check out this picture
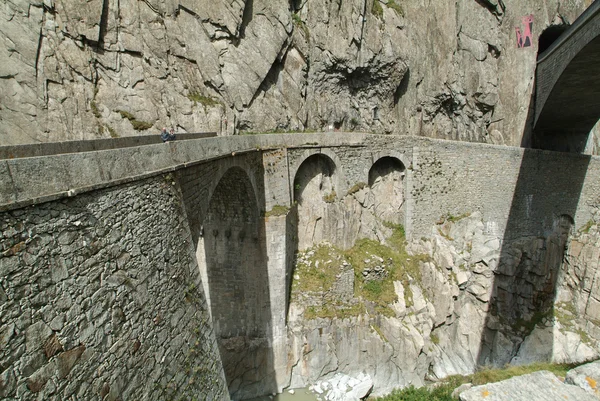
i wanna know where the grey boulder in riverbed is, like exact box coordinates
[309,373,373,401]
[459,369,597,400]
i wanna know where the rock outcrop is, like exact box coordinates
[459,370,597,401]
[286,209,600,395]
[1,0,596,145]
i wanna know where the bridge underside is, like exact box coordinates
[533,36,600,152]
[533,1,600,152]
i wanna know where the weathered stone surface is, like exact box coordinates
[565,359,600,397]
[25,321,52,352]
[3,133,600,398]
[2,0,597,149]
[0,176,228,400]
[459,370,597,401]
[309,372,373,401]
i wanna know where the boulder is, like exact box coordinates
[459,371,597,401]
[566,360,600,398]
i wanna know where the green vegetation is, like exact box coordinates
[91,100,101,118]
[323,190,337,203]
[371,324,388,342]
[106,125,119,138]
[346,225,426,313]
[447,212,471,223]
[116,109,153,131]
[437,228,453,241]
[291,12,310,41]
[437,212,471,224]
[91,85,101,118]
[265,204,290,217]
[305,303,365,320]
[372,0,404,19]
[187,92,218,107]
[513,309,550,334]
[387,0,404,17]
[372,0,383,19]
[292,12,302,25]
[292,221,434,319]
[553,302,593,345]
[347,182,367,195]
[580,219,595,233]
[373,362,580,401]
[130,120,153,131]
[293,244,346,293]
[187,92,222,107]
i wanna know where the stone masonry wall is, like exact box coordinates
[0,175,228,400]
[3,134,600,398]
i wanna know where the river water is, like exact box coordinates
[247,388,319,401]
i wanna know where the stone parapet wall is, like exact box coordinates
[0,133,366,212]
[0,132,217,160]
[0,175,228,400]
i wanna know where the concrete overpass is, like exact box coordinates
[533,0,600,152]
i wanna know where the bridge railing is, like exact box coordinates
[0,132,217,160]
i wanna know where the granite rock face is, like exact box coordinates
[0,0,596,145]
[287,209,600,395]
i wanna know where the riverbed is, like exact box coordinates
[246,388,319,401]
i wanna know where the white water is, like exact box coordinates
[246,388,319,401]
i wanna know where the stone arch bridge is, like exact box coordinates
[2,133,600,400]
[533,0,600,152]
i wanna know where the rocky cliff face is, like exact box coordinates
[0,0,595,144]
[285,209,600,396]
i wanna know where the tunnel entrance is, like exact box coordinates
[196,167,272,400]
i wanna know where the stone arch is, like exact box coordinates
[205,160,262,224]
[196,166,271,400]
[289,149,345,200]
[367,156,406,226]
[533,1,600,151]
[292,153,339,250]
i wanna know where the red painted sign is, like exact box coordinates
[516,14,534,48]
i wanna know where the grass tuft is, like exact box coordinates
[347,182,367,195]
[580,220,595,233]
[116,109,153,131]
[373,362,581,401]
[187,92,222,107]
[265,205,290,217]
[372,0,383,18]
[323,191,337,203]
[387,0,404,17]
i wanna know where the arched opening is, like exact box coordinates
[293,154,337,250]
[368,157,406,225]
[538,24,569,56]
[197,167,271,400]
